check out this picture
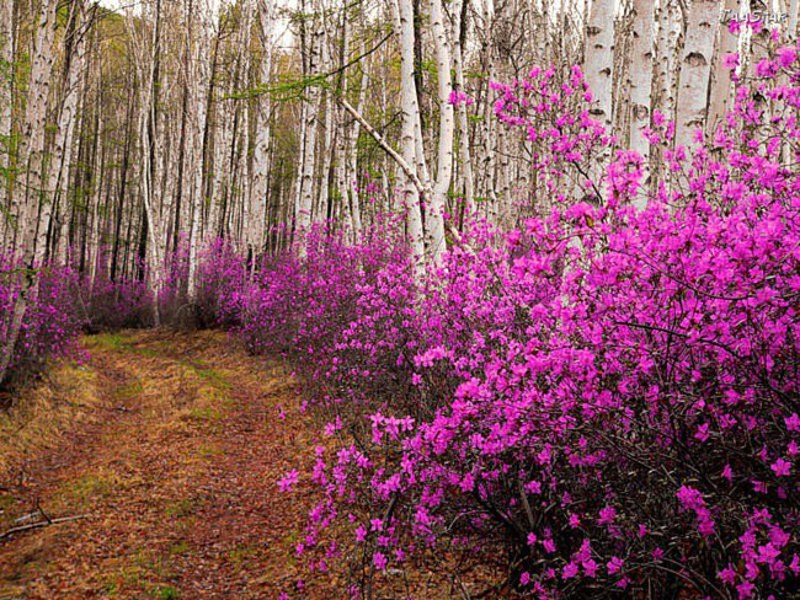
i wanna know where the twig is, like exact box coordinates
[0,514,90,541]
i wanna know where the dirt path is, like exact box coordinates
[0,330,324,599]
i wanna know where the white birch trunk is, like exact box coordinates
[297,12,323,256]
[187,0,213,301]
[480,0,499,222]
[250,0,274,256]
[629,0,655,208]
[346,50,368,239]
[789,0,799,39]
[452,0,475,217]
[394,0,425,274]
[675,0,720,148]
[708,0,741,133]
[0,0,58,382]
[583,0,615,128]
[44,1,88,265]
[428,0,452,264]
[0,0,12,245]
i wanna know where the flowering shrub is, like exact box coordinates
[490,63,613,213]
[193,239,249,328]
[81,275,154,331]
[0,256,84,392]
[228,42,800,598]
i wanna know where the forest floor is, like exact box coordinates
[0,330,332,599]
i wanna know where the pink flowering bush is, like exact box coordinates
[224,43,800,598]
[81,274,154,331]
[193,239,249,328]
[0,256,84,392]
[490,64,613,212]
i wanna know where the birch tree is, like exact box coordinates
[0,0,12,242]
[428,0,453,264]
[187,0,214,301]
[708,0,742,132]
[0,0,59,381]
[394,0,425,271]
[297,7,323,256]
[628,0,655,207]
[584,0,616,128]
[250,0,275,259]
[675,0,720,148]
[452,0,475,217]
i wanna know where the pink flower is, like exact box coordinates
[598,505,616,526]
[695,422,710,442]
[355,525,367,542]
[718,566,737,585]
[776,46,797,68]
[607,556,624,575]
[785,413,800,432]
[723,52,740,70]
[448,89,474,107]
[736,580,755,599]
[722,464,734,481]
[373,552,387,571]
[562,562,579,579]
[771,458,791,477]
[278,469,299,492]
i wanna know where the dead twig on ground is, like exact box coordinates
[0,514,90,541]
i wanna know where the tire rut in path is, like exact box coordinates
[0,330,321,599]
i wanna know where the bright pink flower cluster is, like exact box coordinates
[0,255,84,390]
[204,44,800,597]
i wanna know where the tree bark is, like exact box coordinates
[428,0,453,265]
[583,0,615,128]
[628,0,655,208]
[675,0,720,148]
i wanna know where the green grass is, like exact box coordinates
[152,585,180,599]
[89,333,130,352]
[197,443,222,459]
[113,378,144,401]
[188,406,221,421]
[65,470,117,504]
[168,540,190,555]
[182,362,232,391]
[227,544,258,564]
[164,498,196,519]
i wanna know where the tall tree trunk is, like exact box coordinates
[0,0,58,383]
[479,0,499,221]
[628,0,655,208]
[452,0,475,218]
[297,9,323,256]
[46,0,89,266]
[250,0,274,259]
[187,0,213,301]
[675,0,720,148]
[428,0,452,265]
[708,0,741,133]
[584,0,615,128]
[0,0,13,244]
[394,0,425,274]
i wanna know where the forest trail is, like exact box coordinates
[0,330,326,599]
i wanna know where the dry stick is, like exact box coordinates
[0,514,90,540]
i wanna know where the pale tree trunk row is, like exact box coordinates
[2,0,795,340]
[0,0,66,381]
[628,0,655,206]
[296,4,323,256]
[249,0,274,259]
